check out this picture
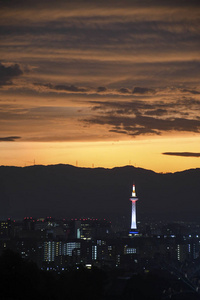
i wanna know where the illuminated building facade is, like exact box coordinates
[44,241,55,262]
[129,184,139,235]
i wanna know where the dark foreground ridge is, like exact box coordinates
[0,164,200,220]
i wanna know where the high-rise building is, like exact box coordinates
[44,241,55,262]
[129,184,139,235]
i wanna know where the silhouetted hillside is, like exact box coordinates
[0,164,200,221]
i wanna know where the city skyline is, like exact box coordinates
[0,0,200,172]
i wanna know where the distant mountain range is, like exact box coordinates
[0,164,200,222]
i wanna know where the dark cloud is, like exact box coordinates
[85,98,200,137]
[37,83,90,93]
[144,109,168,116]
[35,82,158,96]
[0,63,23,86]
[90,98,200,116]
[54,84,89,93]
[97,86,107,93]
[181,89,200,95]
[86,114,200,136]
[163,152,200,157]
[0,136,21,142]
[132,87,156,94]
[91,100,152,113]
[118,88,131,94]
[36,83,109,94]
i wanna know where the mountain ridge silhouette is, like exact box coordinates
[0,164,199,221]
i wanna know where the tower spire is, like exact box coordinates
[131,184,137,197]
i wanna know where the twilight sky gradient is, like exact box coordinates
[0,0,200,172]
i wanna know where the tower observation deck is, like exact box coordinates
[129,184,138,234]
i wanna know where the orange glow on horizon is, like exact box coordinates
[1,1,199,174]
[0,136,200,173]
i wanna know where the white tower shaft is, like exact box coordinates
[129,184,138,232]
[131,201,137,230]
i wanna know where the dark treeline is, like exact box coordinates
[0,250,200,300]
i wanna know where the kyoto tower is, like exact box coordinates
[129,184,139,235]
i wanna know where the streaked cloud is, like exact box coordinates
[132,87,156,95]
[163,152,200,157]
[0,0,200,146]
[85,114,200,137]
[0,136,21,142]
[1,0,199,24]
[34,82,158,96]
[85,98,200,137]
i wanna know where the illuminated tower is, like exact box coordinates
[129,184,139,234]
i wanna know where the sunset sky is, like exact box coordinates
[0,0,200,172]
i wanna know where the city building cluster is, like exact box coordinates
[1,216,200,277]
[1,183,200,297]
